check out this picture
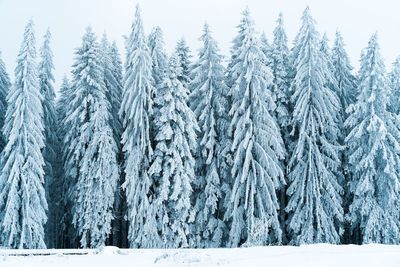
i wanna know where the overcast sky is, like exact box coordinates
[1,0,400,89]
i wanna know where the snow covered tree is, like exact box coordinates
[259,32,272,66]
[286,7,343,245]
[148,55,198,248]
[269,13,291,133]
[0,20,47,249]
[332,31,357,114]
[346,34,400,244]
[55,76,72,248]
[101,35,123,148]
[189,24,227,248]
[119,5,155,248]
[175,38,192,88]
[225,8,285,247]
[38,29,60,248]
[63,27,119,248]
[0,52,10,152]
[148,26,167,87]
[389,56,400,114]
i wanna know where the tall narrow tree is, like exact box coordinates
[38,29,59,248]
[63,28,119,248]
[175,38,192,88]
[189,24,227,248]
[0,20,47,249]
[119,5,155,248]
[286,8,343,245]
[0,52,10,152]
[149,55,198,248]
[346,34,400,244]
[332,31,357,114]
[148,26,167,87]
[225,8,285,247]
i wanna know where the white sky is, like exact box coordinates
[1,0,400,89]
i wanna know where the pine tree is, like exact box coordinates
[63,27,119,248]
[346,34,400,244]
[286,8,343,245]
[0,20,47,249]
[189,24,227,248]
[119,5,155,248]
[148,26,167,87]
[225,8,285,247]
[0,52,10,152]
[389,56,400,114]
[38,29,59,248]
[175,38,192,88]
[149,55,198,248]
[332,31,357,114]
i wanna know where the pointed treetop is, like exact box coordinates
[301,6,315,25]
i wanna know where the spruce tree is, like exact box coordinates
[346,34,400,244]
[389,56,400,114]
[189,24,227,248]
[332,31,357,114]
[63,28,119,248]
[286,8,343,245]
[38,29,59,248]
[0,20,47,249]
[0,52,10,152]
[148,26,167,87]
[175,38,192,88]
[119,5,155,248]
[270,13,291,132]
[148,55,198,248]
[225,8,285,247]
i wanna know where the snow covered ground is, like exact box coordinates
[1,244,400,267]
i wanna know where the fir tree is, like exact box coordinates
[63,28,119,248]
[0,20,47,249]
[346,34,400,244]
[119,5,155,248]
[38,29,60,248]
[270,13,291,132]
[389,56,400,114]
[332,31,357,114]
[148,26,168,87]
[189,24,227,248]
[148,55,198,248]
[286,8,343,245]
[225,8,285,247]
[175,38,192,88]
[0,52,10,152]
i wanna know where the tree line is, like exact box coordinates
[0,5,399,249]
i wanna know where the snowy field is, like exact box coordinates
[1,244,400,267]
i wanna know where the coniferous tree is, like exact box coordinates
[0,52,10,152]
[100,35,125,247]
[175,38,192,88]
[63,28,119,248]
[148,26,167,87]
[56,76,72,248]
[189,24,227,248]
[332,31,358,114]
[38,29,59,248]
[0,20,47,249]
[119,5,155,248]
[389,56,400,114]
[286,8,343,245]
[346,34,400,244]
[148,55,198,248]
[225,8,285,247]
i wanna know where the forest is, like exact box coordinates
[0,4,399,250]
